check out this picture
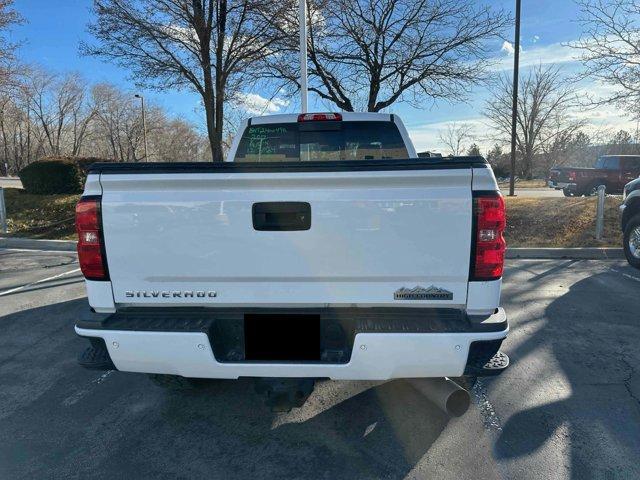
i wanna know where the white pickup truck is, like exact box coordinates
[75,112,508,409]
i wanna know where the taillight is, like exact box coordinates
[297,112,342,122]
[470,192,506,281]
[75,196,109,281]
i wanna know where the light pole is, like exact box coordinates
[509,0,521,197]
[134,94,149,162]
[299,0,308,113]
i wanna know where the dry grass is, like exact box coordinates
[504,196,622,247]
[3,187,79,239]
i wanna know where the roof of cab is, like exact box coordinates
[250,112,393,125]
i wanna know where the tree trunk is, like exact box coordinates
[211,0,227,163]
[194,0,224,162]
[203,81,220,162]
[367,74,380,112]
[214,82,224,162]
[524,147,534,179]
[0,118,8,176]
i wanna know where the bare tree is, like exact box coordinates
[83,0,285,162]
[484,65,583,179]
[438,123,474,156]
[88,83,210,162]
[153,116,210,162]
[0,95,37,174]
[267,0,510,112]
[90,83,148,162]
[0,0,22,93]
[571,0,640,118]
[68,81,96,156]
[24,70,92,157]
[0,69,209,173]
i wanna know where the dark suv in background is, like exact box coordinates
[621,177,640,269]
[548,155,640,196]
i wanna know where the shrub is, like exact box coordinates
[19,158,82,194]
[18,156,113,194]
[73,157,114,176]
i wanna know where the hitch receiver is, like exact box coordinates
[254,378,316,412]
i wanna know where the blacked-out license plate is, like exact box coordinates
[244,314,321,361]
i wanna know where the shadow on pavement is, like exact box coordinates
[0,298,451,480]
[116,379,450,479]
[495,271,640,479]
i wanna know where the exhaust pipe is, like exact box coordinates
[407,377,471,417]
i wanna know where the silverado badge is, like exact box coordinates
[394,285,453,301]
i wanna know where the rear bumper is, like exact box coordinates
[75,307,508,380]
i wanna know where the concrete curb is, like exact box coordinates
[0,237,76,252]
[506,247,625,260]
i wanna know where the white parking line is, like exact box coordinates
[0,268,81,297]
[622,273,640,283]
[62,370,114,406]
[608,266,640,283]
[0,247,76,253]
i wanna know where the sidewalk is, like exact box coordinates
[0,177,22,189]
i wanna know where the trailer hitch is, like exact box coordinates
[254,378,316,412]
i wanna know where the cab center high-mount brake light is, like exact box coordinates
[297,113,343,122]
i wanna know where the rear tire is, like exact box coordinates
[585,181,606,197]
[623,214,640,270]
[562,188,574,197]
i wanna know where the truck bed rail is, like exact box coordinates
[88,157,488,175]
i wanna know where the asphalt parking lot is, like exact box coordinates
[1,249,639,479]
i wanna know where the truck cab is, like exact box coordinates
[226,112,417,162]
[549,155,640,196]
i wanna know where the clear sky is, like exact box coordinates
[9,0,638,153]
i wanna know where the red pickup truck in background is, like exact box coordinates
[548,155,640,196]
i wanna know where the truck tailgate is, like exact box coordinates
[99,164,473,307]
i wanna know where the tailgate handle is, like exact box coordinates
[252,202,311,231]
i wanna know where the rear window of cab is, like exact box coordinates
[234,121,409,162]
[595,156,621,169]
